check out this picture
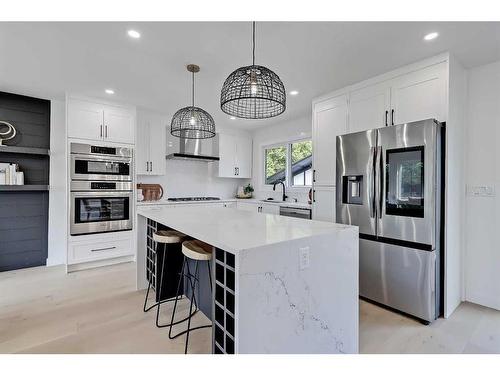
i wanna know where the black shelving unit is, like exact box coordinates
[0,91,51,272]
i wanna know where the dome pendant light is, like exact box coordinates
[220,22,286,120]
[171,64,216,139]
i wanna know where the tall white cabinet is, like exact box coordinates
[136,109,167,175]
[312,53,467,319]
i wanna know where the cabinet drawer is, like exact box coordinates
[68,237,133,264]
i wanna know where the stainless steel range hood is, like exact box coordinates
[166,136,220,162]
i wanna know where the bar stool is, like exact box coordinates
[169,239,213,354]
[142,229,190,328]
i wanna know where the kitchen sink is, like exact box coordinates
[260,199,284,204]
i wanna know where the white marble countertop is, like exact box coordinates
[136,198,312,209]
[137,204,352,254]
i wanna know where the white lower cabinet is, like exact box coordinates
[260,203,280,215]
[222,202,237,208]
[236,201,257,212]
[312,186,336,222]
[68,235,133,265]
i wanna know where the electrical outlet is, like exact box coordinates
[299,247,310,270]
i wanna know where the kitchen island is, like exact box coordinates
[136,204,359,354]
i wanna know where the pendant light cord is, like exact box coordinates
[192,71,195,107]
[252,21,256,66]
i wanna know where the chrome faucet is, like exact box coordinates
[273,180,288,202]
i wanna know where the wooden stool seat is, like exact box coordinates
[182,240,212,261]
[153,230,186,244]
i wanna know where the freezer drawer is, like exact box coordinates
[359,238,437,322]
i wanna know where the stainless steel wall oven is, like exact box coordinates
[70,143,133,236]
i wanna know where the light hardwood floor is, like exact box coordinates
[1,262,499,354]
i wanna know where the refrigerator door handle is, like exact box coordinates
[368,146,376,218]
[375,145,383,218]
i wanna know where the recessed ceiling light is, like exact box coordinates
[290,90,299,96]
[105,89,115,95]
[127,30,141,39]
[230,116,236,120]
[424,32,439,41]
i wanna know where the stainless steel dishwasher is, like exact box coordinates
[279,206,312,220]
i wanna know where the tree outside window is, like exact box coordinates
[264,139,312,187]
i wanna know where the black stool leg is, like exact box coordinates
[142,275,154,312]
[155,243,168,327]
[169,257,186,339]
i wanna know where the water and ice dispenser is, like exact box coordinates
[342,175,363,205]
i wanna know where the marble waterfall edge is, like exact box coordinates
[237,229,359,354]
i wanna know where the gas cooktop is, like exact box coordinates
[167,197,221,202]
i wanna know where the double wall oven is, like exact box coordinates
[70,143,133,236]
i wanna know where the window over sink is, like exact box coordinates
[263,139,312,188]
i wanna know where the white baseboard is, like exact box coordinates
[66,255,135,273]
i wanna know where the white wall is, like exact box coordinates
[138,123,251,199]
[444,56,467,317]
[47,99,67,266]
[464,60,500,310]
[250,115,312,202]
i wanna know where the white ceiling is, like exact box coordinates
[0,22,499,130]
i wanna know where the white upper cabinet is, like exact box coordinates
[235,135,253,178]
[217,133,252,179]
[136,110,166,176]
[103,106,135,144]
[390,62,447,124]
[312,95,348,186]
[349,82,391,132]
[67,98,135,144]
[67,99,104,141]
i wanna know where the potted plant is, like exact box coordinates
[238,183,254,198]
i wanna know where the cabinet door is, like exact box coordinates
[235,135,253,178]
[349,83,391,132]
[148,114,167,175]
[312,186,336,222]
[104,106,135,144]
[236,201,257,212]
[136,110,150,175]
[67,99,104,141]
[390,62,447,125]
[218,133,237,178]
[261,203,280,215]
[312,95,348,186]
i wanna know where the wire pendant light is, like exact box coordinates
[220,22,286,119]
[171,64,216,139]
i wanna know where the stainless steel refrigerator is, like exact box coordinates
[336,119,443,323]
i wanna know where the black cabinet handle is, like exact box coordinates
[313,189,316,203]
[391,109,395,126]
[313,169,316,182]
[385,111,388,126]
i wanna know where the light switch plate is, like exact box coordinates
[466,185,495,197]
[299,247,310,270]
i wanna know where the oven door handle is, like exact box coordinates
[70,154,132,163]
[71,191,133,198]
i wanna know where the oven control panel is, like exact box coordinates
[91,182,116,190]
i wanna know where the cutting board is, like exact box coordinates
[137,183,164,202]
